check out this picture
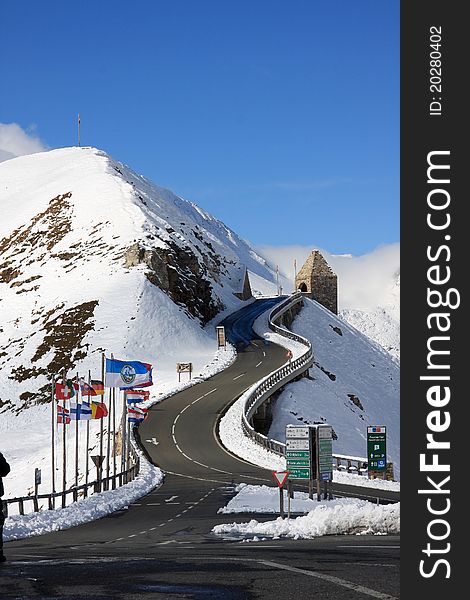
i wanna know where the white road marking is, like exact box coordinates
[263,350,266,356]
[337,545,400,549]
[257,559,398,600]
[232,373,245,380]
[255,361,263,367]
[145,438,159,445]
[147,503,160,506]
[165,495,178,502]
[192,395,205,404]
[204,388,217,396]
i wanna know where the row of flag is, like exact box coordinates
[54,358,153,425]
[57,400,108,424]
[57,402,149,424]
[55,358,153,401]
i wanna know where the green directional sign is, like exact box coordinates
[287,459,310,467]
[367,426,387,472]
[316,426,333,481]
[287,467,310,479]
[286,450,310,459]
[286,425,311,479]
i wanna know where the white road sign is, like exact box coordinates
[286,438,310,450]
[286,426,309,439]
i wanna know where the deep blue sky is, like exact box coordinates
[1,1,399,254]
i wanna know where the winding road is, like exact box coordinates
[1,298,400,599]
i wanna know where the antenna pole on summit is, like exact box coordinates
[77,113,81,147]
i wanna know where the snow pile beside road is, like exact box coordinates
[219,483,399,514]
[333,470,400,491]
[213,499,400,539]
[4,453,163,541]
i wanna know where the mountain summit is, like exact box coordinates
[0,147,275,411]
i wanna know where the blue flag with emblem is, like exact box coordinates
[105,358,153,389]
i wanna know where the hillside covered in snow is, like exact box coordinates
[340,272,400,360]
[269,298,400,477]
[0,146,277,414]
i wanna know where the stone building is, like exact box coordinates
[295,250,338,314]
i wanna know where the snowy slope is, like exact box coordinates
[0,146,277,499]
[268,298,400,478]
[341,272,400,360]
[0,147,277,410]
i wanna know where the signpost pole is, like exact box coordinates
[287,480,292,519]
[279,487,284,519]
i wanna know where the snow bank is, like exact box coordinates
[4,451,163,541]
[213,499,400,539]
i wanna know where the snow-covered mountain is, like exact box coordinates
[0,146,399,499]
[340,272,400,360]
[269,298,400,478]
[0,147,277,414]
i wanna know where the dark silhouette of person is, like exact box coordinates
[0,451,11,562]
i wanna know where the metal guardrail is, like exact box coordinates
[238,293,390,478]
[3,445,140,517]
[240,292,314,455]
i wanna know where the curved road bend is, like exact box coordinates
[2,298,400,599]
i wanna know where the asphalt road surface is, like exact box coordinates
[2,298,400,599]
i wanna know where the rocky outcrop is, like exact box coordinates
[125,242,223,324]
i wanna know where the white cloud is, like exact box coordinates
[256,242,400,311]
[0,123,47,163]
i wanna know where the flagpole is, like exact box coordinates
[85,370,91,493]
[100,352,105,491]
[112,387,116,489]
[106,387,111,491]
[121,391,127,476]
[75,372,79,489]
[51,376,56,508]
[62,370,67,508]
[294,259,297,292]
[126,409,131,481]
[276,265,280,296]
[78,113,81,147]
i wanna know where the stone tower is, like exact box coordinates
[295,250,338,314]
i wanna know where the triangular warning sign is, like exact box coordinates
[272,470,289,488]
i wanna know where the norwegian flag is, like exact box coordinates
[57,405,71,425]
[127,406,149,423]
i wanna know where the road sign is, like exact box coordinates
[286,438,309,450]
[286,426,309,438]
[91,455,105,468]
[34,468,41,486]
[286,425,311,479]
[272,470,289,488]
[367,426,387,472]
[287,468,310,479]
[286,459,310,467]
[216,326,226,348]
[177,362,193,381]
[285,450,310,459]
